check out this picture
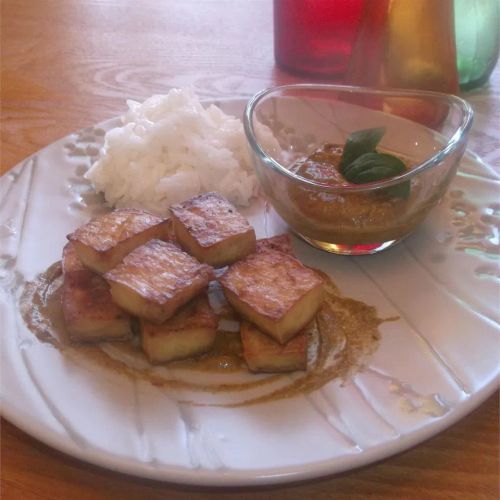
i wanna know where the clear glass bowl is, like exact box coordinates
[244,84,473,255]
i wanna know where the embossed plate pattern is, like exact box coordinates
[0,98,499,486]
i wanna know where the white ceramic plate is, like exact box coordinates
[1,98,499,486]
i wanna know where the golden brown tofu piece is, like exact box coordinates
[241,321,308,373]
[67,208,171,273]
[62,270,132,342]
[140,295,218,363]
[219,249,324,344]
[104,239,214,324]
[62,242,86,274]
[170,192,256,267]
[256,234,294,256]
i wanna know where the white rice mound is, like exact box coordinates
[86,88,277,214]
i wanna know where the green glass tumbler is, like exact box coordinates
[454,0,500,90]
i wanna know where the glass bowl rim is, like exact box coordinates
[243,84,474,193]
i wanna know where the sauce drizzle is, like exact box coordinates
[20,263,388,407]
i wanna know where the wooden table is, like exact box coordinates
[1,1,499,498]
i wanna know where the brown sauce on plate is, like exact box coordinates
[20,262,390,407]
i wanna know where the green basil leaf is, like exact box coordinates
[342,152,410,199]
[341,152,385,179]
[385,180,411,199]
[340,127,386,173]
[353,166,403,183]
[343,153,406,183]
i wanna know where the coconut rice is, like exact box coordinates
[86,88,277,214]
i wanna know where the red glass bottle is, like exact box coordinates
[273,0,365,78]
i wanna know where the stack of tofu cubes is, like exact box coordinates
[63,192,325,372]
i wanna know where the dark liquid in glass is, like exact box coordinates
[274,0,364,77]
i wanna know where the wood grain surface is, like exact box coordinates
[1,1,499,498]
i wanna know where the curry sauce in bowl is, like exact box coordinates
[286,142,438,251]
[244,84,473,255]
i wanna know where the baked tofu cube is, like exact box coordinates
[104,239,214,324]
[256,234,294,256]
[67,208,171,273]
[241,321,308,373]
[170,192,256,267]
[140,295,218,363]
[219,249,324,344]
[62,242,86,274]
[62,270,132,342]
